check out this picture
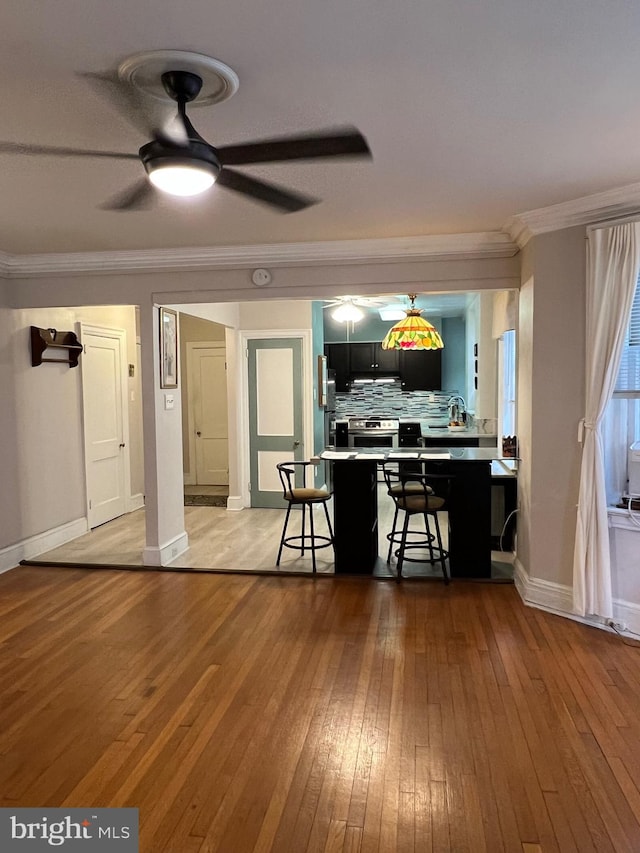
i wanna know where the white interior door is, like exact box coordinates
[188,343,229,485]
[81,326,128,528]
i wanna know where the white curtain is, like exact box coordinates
[573,222,640,617]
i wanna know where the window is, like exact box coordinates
[613,277,640,397]
[604,278,640,505]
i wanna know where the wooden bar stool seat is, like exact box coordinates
[276,461,335,573]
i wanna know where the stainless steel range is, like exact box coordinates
[348,416,399,449]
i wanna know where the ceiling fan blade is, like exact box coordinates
[216,168,318,213]
[100,179,156,211]
[354,297,387,306]
[217,128,371,166]
[0,141,138,160]
[81,71,188,146]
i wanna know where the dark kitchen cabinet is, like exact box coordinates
[324,343,351,391]
[325,341,440,389]
[349,342,399,375]
[399,349,442,391]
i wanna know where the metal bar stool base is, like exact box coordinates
[386,529,435,563]
[280,535,333,553]
[393,544,449,564]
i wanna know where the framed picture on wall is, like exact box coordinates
[160,307,178,388]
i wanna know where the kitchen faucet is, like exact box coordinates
[448,395,467,424]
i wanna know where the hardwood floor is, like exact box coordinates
[1,566,639,851]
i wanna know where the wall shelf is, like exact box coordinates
[30,326,83,368]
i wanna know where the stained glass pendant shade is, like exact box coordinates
[381,294,444,350]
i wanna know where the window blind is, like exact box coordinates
[614,278,640,396]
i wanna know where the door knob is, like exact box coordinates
[119,442,126,448]
[294,440,300,447]
[196,431,202,437]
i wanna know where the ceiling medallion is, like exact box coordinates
[117,50,239,107]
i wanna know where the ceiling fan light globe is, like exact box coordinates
[332,303,364,323]
[148,163,216,197]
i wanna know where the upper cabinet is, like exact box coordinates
[349,342,399,375]
[325,342,351,391]
[324,342,442,390]
[399,349,442,391]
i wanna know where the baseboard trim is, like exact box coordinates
[614,599,640,636]
[143,531,189,566]
[513,559,574,612]
[0,517,89,574]
[226,495,245,511]
[514,558,640,637]
[127,493,145,512]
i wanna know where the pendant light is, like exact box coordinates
[381,293,444,350]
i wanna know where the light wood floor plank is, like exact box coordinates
[30,486,514,583]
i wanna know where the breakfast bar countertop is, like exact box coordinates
[319,446,512,463]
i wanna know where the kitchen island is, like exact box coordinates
[320,446,515,578]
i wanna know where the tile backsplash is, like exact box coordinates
[335,381,460,427]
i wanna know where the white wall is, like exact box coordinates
[516,271,534,581]
[515,228,587,616]
[464,292,497,418]
[239,300,313,329]
[0,305,142,555]
[2,307,85,542]
[476,292,497,420]
[610,520,640,603]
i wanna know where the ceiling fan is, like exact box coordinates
[0,64,371,213]
[323,295,399,309]
[324,295,403,323]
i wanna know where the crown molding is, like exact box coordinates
[505,181,640,248]
[0,232,517,279]
[0,251,14,278]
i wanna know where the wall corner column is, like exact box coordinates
[139,302,189,565]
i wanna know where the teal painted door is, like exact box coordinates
[248,338,304,508]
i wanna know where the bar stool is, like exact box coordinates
[276,461,335,573]
[381,461,435,564]
[382,463,452,584]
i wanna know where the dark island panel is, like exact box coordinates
[332,460,379,573]
[324,450,497,578]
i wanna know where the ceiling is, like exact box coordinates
[2,1,640,256]
[322,292,472,319]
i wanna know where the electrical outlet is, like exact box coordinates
[606,619,627,632]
